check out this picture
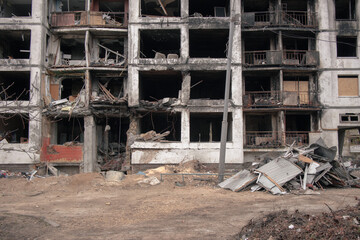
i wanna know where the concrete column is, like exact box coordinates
[83,115,97,172]
[279,111,286,145]
[181,72,190,104]
[231,66,242,106]
[181,109,190,145]
[180,25,189,60]
[181,0,188,18]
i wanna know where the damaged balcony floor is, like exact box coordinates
[0,173,359,240]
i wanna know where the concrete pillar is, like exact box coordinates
[279,111,286,145]
[181,109,190,145]
[181,72,190,104]
[83,115,97,172]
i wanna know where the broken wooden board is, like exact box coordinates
[299,154,315,164]
[218,170,257,192]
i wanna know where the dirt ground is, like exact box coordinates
[0,171,359,240]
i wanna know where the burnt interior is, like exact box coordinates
[141,0,180,17]
[189,29,228,58]
[61,78,84,99]
[0,30,31,59]
[60,38,85,60]
[140,112,181,141]
[190,71,226,99]
[337,36,357,57]
[140,29,180,58]
[0,0,32,17]
[57,117,84,144]
[0,114,29,143]
[335,0,356,20]
[0,72,30,101]
[189,0,229,17]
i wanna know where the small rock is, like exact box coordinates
[105,171,125,182]
[288,224,294,229]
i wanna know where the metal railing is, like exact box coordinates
[244,91,281,107]
[283,50,307,65]
[51,11,128,27]
[244,50,318,66]
[245,131,310,148]
[244,51,268,65]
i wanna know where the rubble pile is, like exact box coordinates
[220,138,360,194]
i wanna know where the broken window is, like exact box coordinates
[139,71,182,101]
[338,76,359,97]
[244,32,272,64]
[189,29,228,58]
[56,117,84,144]
[0,72,30,101]
[141,0,180,17]
[335,0,356,20]
[189,0,229,17]
[281,0,307,11]
[60,37,86,65]
[340,113,360,123]
[140,112,181,141]
[243,76,278,107]
[0,30,31,59]
[337,36,357,57]
[140,29,180,59]
[0,114,29,143]
[60,78,84,100]
[0,0,32,17]
[190,71,226,99]
[190,113,232,142]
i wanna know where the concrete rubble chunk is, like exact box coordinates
[105,171,125,182]
[218,170,257,192]
[138,176,161,186]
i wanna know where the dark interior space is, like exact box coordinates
[0,0,32,17]
[244,35,271,51]
[139,71,182,101]
[0,30,31,59]
[141,0,180,17]
[97,75,124,98]
[337,36,357,57]
[0,114,29,143]
[190,113,232,142]
[140,29,180,58]
[286,114,310,131]
[283,37,308,50]
[190,71,226,99]
[243,0,269,12]
[60,38,85,60]
[281,0,307,11]
[61,78,84,99]
[245,114,272,131]
[99,0,124,12]
[58,0,85,11]
[0,72,30,101]
[189,0,229,17]
[140,112,181,141]
[99,38,124,59]
[96,117,129,153]
[57,117,84,144]
[245,76,271,91]
[189,29,228,58]
[335,0,356,20]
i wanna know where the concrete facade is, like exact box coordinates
[0,0,359,172]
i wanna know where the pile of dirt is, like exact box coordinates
[233,201,360,240]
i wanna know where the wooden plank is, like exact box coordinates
[338,77,358,96]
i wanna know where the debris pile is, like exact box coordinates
[136,130,170,142]
[220,138,360,194]
[139,97,180,110]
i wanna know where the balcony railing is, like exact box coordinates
[244,50,319,67]
[244,90,318,108]
[51,11,128,27]
[245,131,310,148]
[242,10,317,28]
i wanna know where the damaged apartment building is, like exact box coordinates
[0,0,359,173]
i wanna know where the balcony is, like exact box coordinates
[243,90,318,108]
[50,11,128,28]
[245,131,310,148]
[242,10,317,28]
[243,50,319,67]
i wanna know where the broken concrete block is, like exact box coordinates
[105,170,125,182]
[167,54,178,59]
[154,52,166,59]
[138,176,160,186]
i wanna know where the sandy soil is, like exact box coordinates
[0,172,359,240]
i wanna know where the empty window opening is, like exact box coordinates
[190,71,226,99]
[244,36,270,51]
[97,38,125,65]
[96,117,129,155]
[141,0,180,17]
[139,71,182,101]
[0,72,30,101]
[245,76,271,91]
[55,0,85,12]
[243,0,269,12]
[140,112,181,141]
[56,117,84,144]
[281,0,307,11]
[245,114,280,147]
[246,114,272,132]
[283,37,308,50]
[337,36,357,57]
[338,76,359,96]
[340,113,360,122]
[190,113,232,142]
[335,0,356,20]
[96,74,125,99]
[189,0,229,17]
[189,29,228,58]
[60,38,85,64]
[0,30,31,59]
[286,114,310,131]
[0,0,32,17]
[0,114,29,143]
[140,29,180,58]
[61,78,84,100]
[98,0,124,12]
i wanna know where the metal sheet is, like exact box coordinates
[218,170,257,192]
